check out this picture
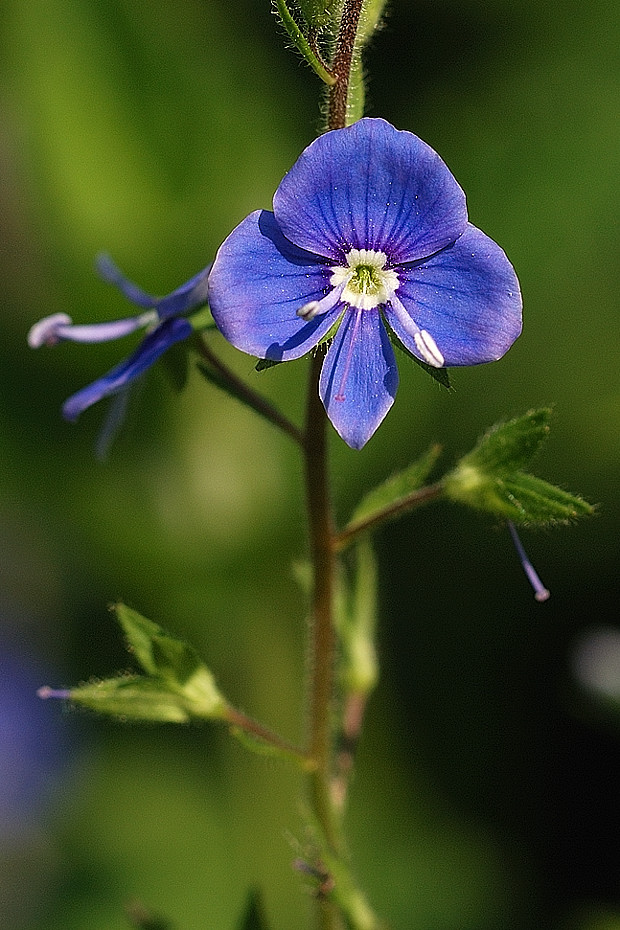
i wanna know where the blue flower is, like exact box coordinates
[28,255,210,423]
[208,118,522,449]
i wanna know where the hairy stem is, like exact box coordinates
[334,482,445,552]
[304,349,340,843]
[224,705,313,768]
[327,0,365,130]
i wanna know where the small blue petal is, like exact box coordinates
[320,309,398,449]
[62,317,193,422]
[96,254,157,308]
[388,224,523,366]
[274,118,467,263]
[209,210,339,361]
[155,264,211,320]
[97,254,211,320]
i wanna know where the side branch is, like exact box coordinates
[196,335,305,446]
[224,705,314,769]
[334,483,444,551]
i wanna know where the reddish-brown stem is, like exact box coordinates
[196,335,304,446]
[327,0,365,130]
[304,349,341,857]
[224,705,313,768]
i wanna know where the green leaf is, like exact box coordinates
[349,444,441,527]
[237,890,270,930]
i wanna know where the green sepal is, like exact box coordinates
[444,409,595,525]
[237,889,271,930]
[69,675,195,723]
[349,443,442,527]
[488,472,593,525]
[455,408,552,475]
[105,604,229,721]
[344,0,389,124]
[358,0,389,43]
[254,357,283,372]
[295,0,337,30]
[388,330,451,389]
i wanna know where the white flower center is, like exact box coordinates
[330,248,399,311]
[296,247,445,369]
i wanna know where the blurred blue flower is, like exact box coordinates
[0,639,69,837]
[208,118,522,449]
[28,256,210,423]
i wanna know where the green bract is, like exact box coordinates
[69,605,228,723]
[444,409,594,525]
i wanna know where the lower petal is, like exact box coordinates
[208,211,338,361]
[319,310,398,450]
[389,224,522,366]
[62,317,192,421]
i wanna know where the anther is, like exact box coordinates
[508,521,550,602]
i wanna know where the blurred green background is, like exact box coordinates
[1,0,619,928]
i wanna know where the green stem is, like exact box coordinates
[334,482,445,552]
[301,6,372,928]
[275,0,337,85]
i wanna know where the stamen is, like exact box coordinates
[27,313,73,348]
[414,330,445,368]
[28,311,158,347]
[508,521,550,602]
[298,282,345,321]
[37,686,72,700]
[389,295,445,367]
[334,309,362,402]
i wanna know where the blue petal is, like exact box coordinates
[208,210,340,361]
[62,317,193,421]
[97,254,210,320]
[273,118,467,264]
[155,264,211,320]
[386,224,522,366]
[319,309,398,450]
[97,254,157,308]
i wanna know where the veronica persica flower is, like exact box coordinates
[28,255,210,422]
[208,118,522,449]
